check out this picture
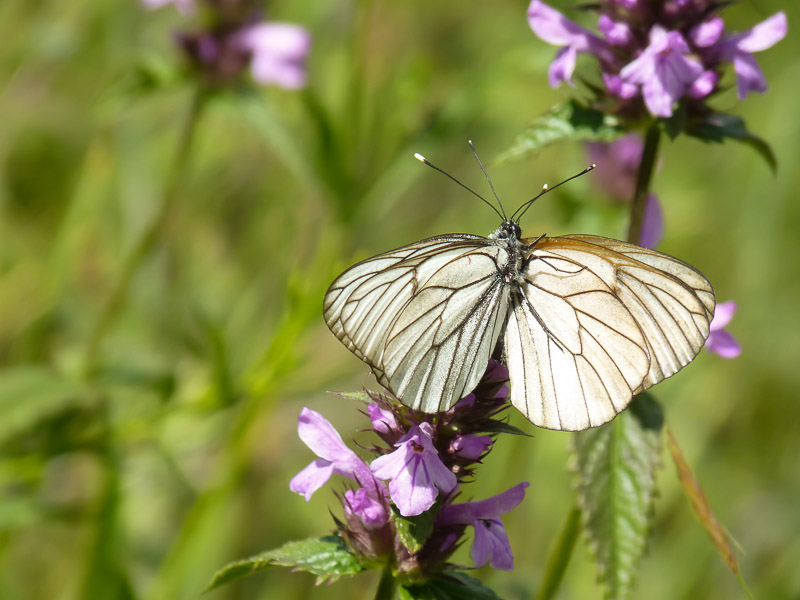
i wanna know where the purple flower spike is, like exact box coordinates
[370,422,457,517]
[289,408,376,501]
[451,434,493,460]
[233,23,311,89]
[344,488,389,529]
[620,26,703,117]
[718,13,787,100]
[438,482,530,571]
[639,194,664,249]
[706,301,741,358]
[527,0,611,87]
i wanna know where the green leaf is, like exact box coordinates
[0,366,88,445]
[571,393,663,600]
[399,570,500,600]
[473,420,530,437]
[331,390,374,404]
[391,504,438,554]
[496,100,625,164]
[686,112,777,173]
[205,534,364,591]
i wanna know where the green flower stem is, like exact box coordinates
[82,88,206,378]
[626,123,661,244]
[374,566,397,600]
[537,505,581,600]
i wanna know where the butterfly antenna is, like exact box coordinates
[414,153,505,221]
[511,163,596,222]
[468,140,507,220]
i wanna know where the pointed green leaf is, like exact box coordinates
[205,534,364,591]
[686,112,777,173]
[496,101,624,164]
[0,366,88,445]
[571,393,663,600]
[391,504,437,554]
[473,420,531,437]
[399,570,500,600]
[666,428,739,573]
[331,390,374,404]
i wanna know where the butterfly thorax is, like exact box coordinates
[489,220,527,284]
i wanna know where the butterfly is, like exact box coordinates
[324,146,715,431]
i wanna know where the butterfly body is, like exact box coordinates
[324,222,714,431]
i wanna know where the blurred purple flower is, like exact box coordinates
[716,12,787,100]
[687,70,718,99]
[639,194,664,249]
[587,134,643,200]
[344,488,389,529]
[438,482,530,571]
[289,408,378,501]
[598,14,632,47]
[690,17,724,48]
[706,301,741,358]
[232,23,310,89]
[620,26,703,117]
[141,0,194,14]
[450,434,493,460]
[370,422,457,517]
[527,0,612,87]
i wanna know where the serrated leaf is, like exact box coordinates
[686,112,777,174]
[496,100,624,164]
[666,428,738,573]
[0,366,88,445]
[205,534,364,591]
[391,504,437,554]
[399,570,500,600]
[571,393,663,600]
[331,390,374,404]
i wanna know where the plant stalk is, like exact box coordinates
[374,566,397,600]
[538,505,582,600]
[82,88,206,378]
[627,122,661,244]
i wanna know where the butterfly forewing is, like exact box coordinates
[324,235,509,413]
[534,236,715,394]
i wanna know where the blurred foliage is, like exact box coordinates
[0,1,798,599]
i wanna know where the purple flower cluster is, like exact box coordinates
[142,0,310,89]
[290,362,530,573]
[529,0,786,118]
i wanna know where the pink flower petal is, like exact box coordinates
[734,12,787,54]
[711,301,737,330]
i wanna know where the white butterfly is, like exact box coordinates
[324,150,715,431]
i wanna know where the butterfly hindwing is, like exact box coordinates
[504,235,714,430]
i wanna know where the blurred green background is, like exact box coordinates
[0,1,798,599]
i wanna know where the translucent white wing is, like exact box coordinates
[324,235,509,413]
[504,235,715,431]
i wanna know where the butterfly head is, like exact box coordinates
[490,220,522,242]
